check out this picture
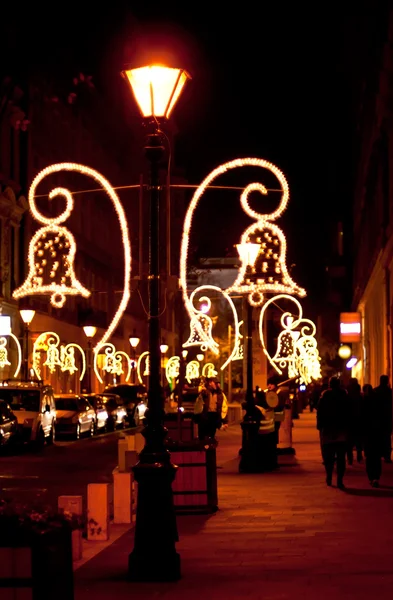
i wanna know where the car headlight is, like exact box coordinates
[23,418,34,427]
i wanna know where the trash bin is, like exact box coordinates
[164,412,198,443]
[169,440,218,514]
[256,418,278,471]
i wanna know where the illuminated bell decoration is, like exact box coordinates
[0,338,11,369]
[43,337,62,373]
[13,163,131,352]
[166,356,180,384]
[186,360,200,384]
[137,351,150,384]
[231,320,244,361]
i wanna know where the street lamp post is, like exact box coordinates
[19,309,35,380]
[129,331,140,384]
[122,64,190,581]
[83,326,97,394]
[235,242,262,473]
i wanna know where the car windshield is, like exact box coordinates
[55,398,78,411]
[0,390,40,412]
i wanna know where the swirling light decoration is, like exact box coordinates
[165,355,180,384]
[0,335,22,378]
[186,360,200,384]
[12,163,131,350]
[137,351,150,384]
[202,363,218,378]
[94,343,131,385]
[182,285,240,371]
[232,320,244,361]
[259,294,321,384]
[32,331,86,381]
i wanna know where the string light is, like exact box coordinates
[259,294,321,384]
[201,363,218,378]
[0,334,22,378]
[137,351,149,384]
[32,331,86,381]
[186,360,200,384]
[231,320,244,361]
[12,163,131,350]
[165,355,180,384]
[94,343,131,384]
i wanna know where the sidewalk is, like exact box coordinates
[75,413,393,599]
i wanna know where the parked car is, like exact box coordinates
[81,394,110,432]
[54,395,96,439]
[103,384,147,426]
[94,393,128,430]
[0,399,19,447]
[0,380,56,448]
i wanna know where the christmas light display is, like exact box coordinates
[137,351,150,384]
[0,334,22,378]
[201,363,218,378]
[259,294,321,385]
[231,320,244,361]
[93,343,131,385]
[13,163,131,350]
[186,360,200,384]
[165,356,180,384]
[32,331,86,381]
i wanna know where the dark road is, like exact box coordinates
[0,429,132,510]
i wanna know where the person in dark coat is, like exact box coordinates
[346,377,364,464]
[317,376,351,489]
[361,383,384,487]
[373,375,393,463]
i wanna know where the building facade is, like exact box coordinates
[351,11,393,386]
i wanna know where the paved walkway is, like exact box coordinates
[75,412,393,599]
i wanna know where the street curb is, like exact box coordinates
[73,523,134,571]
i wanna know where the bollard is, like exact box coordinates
[278,406,295,454]
[58,495,83,561]
[112,467,136,524]
[87,483,111,541]
[118,433,144,472]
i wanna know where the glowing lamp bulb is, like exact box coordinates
[196,354,204,362]
[20,309,35,325]
[236,242,260,267]
[160,344,169,354]
[83,326,97,339]
[122,65,191,119]
[129,336,140,349]
[338,344,351,360]
[200,303,209,314]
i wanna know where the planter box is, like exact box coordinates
[0,527,74,600]
[164,413,198,443]
[169,441,218,514]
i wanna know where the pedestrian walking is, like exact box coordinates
[346,377,364,464]
[373,375,393,463]
[194,377,228,441]
[361,383,383,487]
[317,376,351,489]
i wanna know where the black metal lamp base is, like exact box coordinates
[128,455,181,582]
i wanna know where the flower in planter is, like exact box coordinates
[0,498,85,535]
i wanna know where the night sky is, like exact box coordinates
[3,2,388,305]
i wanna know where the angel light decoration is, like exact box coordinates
[94,343,132,385]
[32,331,86,381]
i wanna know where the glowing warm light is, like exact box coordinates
[165,355,180,384]
[0,316,11,335]
[346,357,358,369]
[200,303,209,314]
[12,163,131,350]
[0,334,22,378]
[338,345,352,360]
[259,294,321,385]
[32,331,86,381]
[83,326,97,339]
[129,335,140,349]
[181,350,188,359]
[179,158,306,314]
[202,363,218,378]
[340,323,360,334]
[19,310,35,325]
[94,343,131,385]
[160,344,169,354]
[122,65,190,119]
[186,360,200,384]
[236,242,260,267]
[137,351,150,384]
[232,320,244,361]
[196,354,204,362]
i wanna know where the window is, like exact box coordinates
[3,390,40,412]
